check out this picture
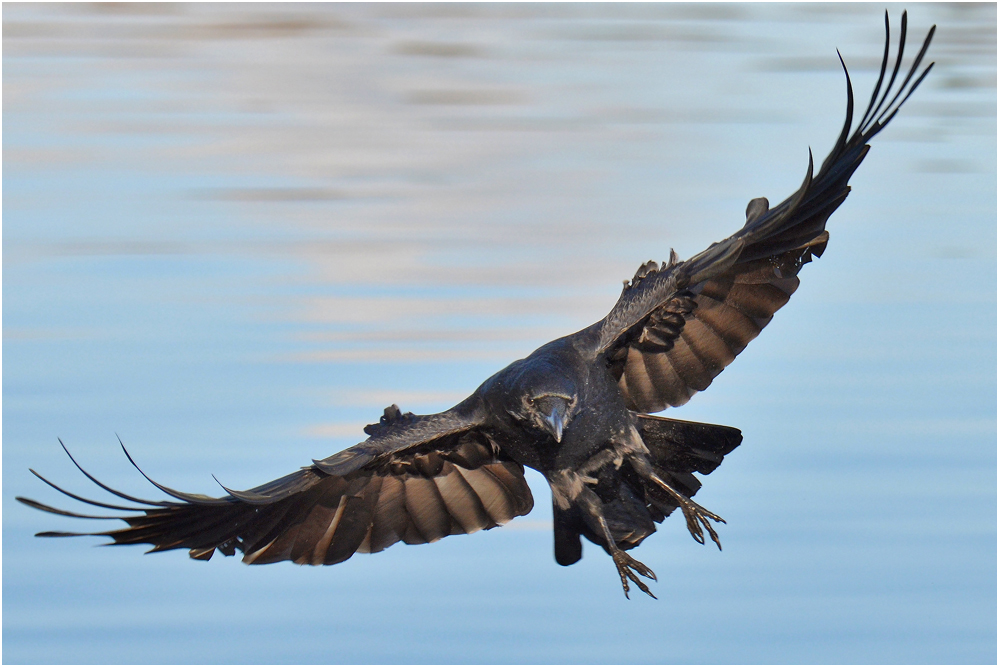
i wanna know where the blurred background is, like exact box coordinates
[3,3,995,663]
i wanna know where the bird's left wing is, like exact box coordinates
[16,403,533,566]
[591,12,934,413]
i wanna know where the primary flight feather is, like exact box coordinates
[18,12,934,599]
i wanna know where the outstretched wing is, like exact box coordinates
[595,12,934,413]
[16,403,534,566]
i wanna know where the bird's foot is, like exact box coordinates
[678,497,725,550]
[612,550,657,600]
[648,471,726,550]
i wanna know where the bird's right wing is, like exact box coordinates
[593,12,934,413]
[16,404,533,566]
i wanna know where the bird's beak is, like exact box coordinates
[533,393,574,443]
[543,407,564,443]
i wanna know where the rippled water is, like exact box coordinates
[4,3,996,664]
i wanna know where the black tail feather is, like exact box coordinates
[553,505,584,566]
[637,415,743,477]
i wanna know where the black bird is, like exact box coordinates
[17,13,934,599]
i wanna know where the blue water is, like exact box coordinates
[4,3,996,663]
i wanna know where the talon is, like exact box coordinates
[649,471,726,550]
[700,512,723,551]
[679,499,725,550]
[612,550,657,600]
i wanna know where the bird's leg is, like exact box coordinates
[651,470,725,550]
[574,482,657,600]
[627,451,726,550]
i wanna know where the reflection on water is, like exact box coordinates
[3,3,995,664]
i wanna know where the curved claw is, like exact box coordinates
[648,470,726,551]
[679,498,726,551]
[613,551,657,600]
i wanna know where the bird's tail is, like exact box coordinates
[636,414,742,523]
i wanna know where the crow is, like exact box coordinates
[17,12,934,599]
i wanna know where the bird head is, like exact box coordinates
[520,391,578,443]
[494,353,580,444]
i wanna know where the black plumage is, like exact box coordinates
[17,13,934,599]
